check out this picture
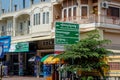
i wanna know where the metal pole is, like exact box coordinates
[0,59,2,80]
[58,64,61,80]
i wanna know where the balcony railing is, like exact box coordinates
[54,15,97,24]
[105,44,120,50]
[100,15,120,25]
[54,14,120,26]
[0,31,13,36]
[15,28,29,36]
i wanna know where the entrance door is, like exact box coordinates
[26,53,34,76]
[8,54,19,75]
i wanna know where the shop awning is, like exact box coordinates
[41,54,64,64]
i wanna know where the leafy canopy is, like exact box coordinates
[56,30,112,77]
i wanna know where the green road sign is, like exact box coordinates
[55,22,79,44]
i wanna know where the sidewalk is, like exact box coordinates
[2,76,45,80]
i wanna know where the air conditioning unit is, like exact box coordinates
[101,1,109,8]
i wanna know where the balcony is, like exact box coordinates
[105,44,120,50]
[0,31,13,36]
[53,14,120,30]
[15,28,29,36]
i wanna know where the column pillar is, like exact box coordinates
[98,29,104,40]
[19,54,24,76]
[98,0,102,23]
[13,17,16,36]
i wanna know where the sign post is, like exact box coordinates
[55,22,80,52]
[55,22,80,80]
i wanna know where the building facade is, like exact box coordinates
[0,0,120,79]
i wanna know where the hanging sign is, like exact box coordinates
[0,42,3,58]
[0,36,11,52]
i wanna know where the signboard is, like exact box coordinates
[55,22,79,44]
[0,36,11,52]
[0,43,3,58]
[55,22,79,52]
[9,42,29,52]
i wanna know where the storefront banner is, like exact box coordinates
[9,42,29,52]
[0,43,4,58]
[0,36,11,52]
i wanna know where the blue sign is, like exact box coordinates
[0,36,11,52]
[0,43,3,58]
[43,64,51,77]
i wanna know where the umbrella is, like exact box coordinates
[50,58,64,64]
[28,56,41,62]
[41,54,50,62]
[41,54,63,64]
[43,56,54,64]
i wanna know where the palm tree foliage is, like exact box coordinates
[56,30,112,77]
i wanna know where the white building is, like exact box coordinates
[0,0,54,76]
[0,0,120,79]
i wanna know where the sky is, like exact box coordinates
[1,0,40,12]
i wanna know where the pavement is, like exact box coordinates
[2,76,46,80]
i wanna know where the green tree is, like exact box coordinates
[56,30,112,79]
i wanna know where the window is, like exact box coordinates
[109,62,120,70]
[107,7,119,17]
[46,12,49,24]
[35,14,38,25]
[68,0,72,6]
[68,8,72,17]
[43,12,46,24]
[92,0,98,3]
[39,13,40,24]
[64,9,67,20]
[63,0,67,8]
[81,0,88,4]
[73,0,77,5]
[73,7,77,19]
[20,23,23,32]
[36,14,38,25]
[63,0,77,8]
[33,13,41,25]
[34,14,36,25]
[28,20,30,26]
[2,26,5,31]
[93,6,98,15]
[81,6,88,19]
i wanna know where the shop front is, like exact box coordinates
[6,39,55,77]
[6,42,36,76]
